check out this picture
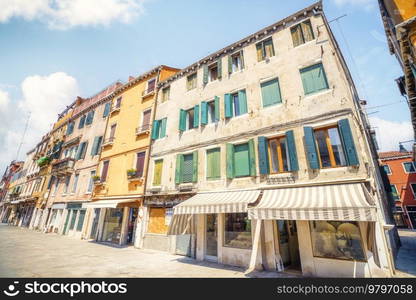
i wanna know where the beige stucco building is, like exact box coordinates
[146,2,397,277]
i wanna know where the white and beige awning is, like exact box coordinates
[82,199,140,209]
[248,183,377,221]
[167,214,196,235]
[173,190,261,215]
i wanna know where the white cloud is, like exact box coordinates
[0,72,79,173]
[0,0,145,30]
[369,117,414,152]
[332,0,376,11]
[0,89,10,112]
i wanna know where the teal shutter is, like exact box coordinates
[78,115,86,129]
[304,127,320,170]
[103,102,111,117]
[261,79,282,107]
[75,144,82,160]
[201,101,208,125]
[192,151,198,183]
[91,137,99,156]
[217,59,222,79]
[151,120,160,140]
[338,119,359,166]
[160,118,167,138]
[193,105,199,128]
[240,50,245,69]
[179,109,186,132]
[285,130,299,171]
[96,136,103,155]
[175,154,183,184]
[214,96,220,121]
[203,65,208,84]
[248,139,256,177]
[224,94,233,118]
[238,89,248,115]
[226,144,235,179]
[228,55,233,74]
[86,111,94,125]
[301,63,329,95]
[258,136,270,175]
[81,142,88,159]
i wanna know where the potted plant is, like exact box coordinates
[92,175,102,183]
[127,169,137,178]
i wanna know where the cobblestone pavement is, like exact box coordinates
[0,224,296,278]
[395,229,416,278]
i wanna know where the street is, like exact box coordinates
[0,225,288,278]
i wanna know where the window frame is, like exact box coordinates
[161,86,170,102]
[290,19,315,47]
[208,62,218,82]
[86,170,95,194]
[403,162,416,174]
[206,100,216,124]
[314,125,347,169]
[390,184,400,201]
[223,213,252,249]
[267,136,290,174]
[256,37,275,61]
[186,73,197,91]
[231,51,243,73]
[141,108,152,131]
[382,164,392,175]
[185,108,196,131]
[409,183,416,199]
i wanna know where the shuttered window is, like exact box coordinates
[87,171,95,193]
[90,136,103,156]
[66,122,74,135]
[225,90,248,118]
[85,110,95,125]
[268,136,290,173]
[300,63,329,95]
[261,78,282,107]
[153,160,163,185]
[142,109,151,131]
[103,102,111,118]
[187,73,197,90]
[291,19,314,47]
[159,118,167,138]
[78,115,86,129]
[256,37,275,61]
[201,99,218,125]
[234,143,250,177]
[101,160,109,182]
[228,50,244,74]
[72,174,79,194]
[135,152,146,177]
[206,148,220,180]
[182,154,194,183]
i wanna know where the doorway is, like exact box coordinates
[127,208,138,245]
[205,214,218,261]
[276,220,301,270]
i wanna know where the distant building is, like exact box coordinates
[379,151,416,228]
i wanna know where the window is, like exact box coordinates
[207,101,216,124]
[410,183,416,198]
[63,175,70,194]
[314,126,347,168]
[151,118,167,140]
[175,152,198,184]
[142,109,152,131]
[403,162,416,173]
[101,161,110,182]
[52,178,59,196]
[90,136,103,156]
[76,210,86,232]
[161,87,170,102]
[109,124,117,140]
[310,221,366,261]
[103,102,111,117]
[300,63,329,95]
[72,174,79,194]
[233,143,250,177]
[229,51,244,74]
[78,115,86,129]
[47,176,55,190]
[185,108,195,130]
[147,78,156,93]
[208,63,218,82]
[390,185,400,201]
[85,110,95,125]
[268,136,290,173]
[66,122,75,135]
[182,154,194,183]
[224,90,247,118]
[153,160,163,186]
[256,37,275,62]
[135,152,146,178]
[291,19,314,47]
[382,165,392,175]
[201,98,219,125]
[187,73,197,90]
[261,78,282,107]
[87,171,95,193]
[224,213,252,249]
[75,142,88,160]
[115,97,122,108]
[206,148,220,180]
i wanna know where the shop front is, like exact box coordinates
[406,206,416,229]
[61,202,87,238]
[19,200,36,228]
[83,198,141,247]
[46,203,65,233]
[167,190,260,267]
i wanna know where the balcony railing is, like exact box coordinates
[110,106,121,114]
[135,124,150,135]
[51,158,75,176]
[102,137,115,147]
[141,88,155,98]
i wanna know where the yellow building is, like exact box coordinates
[89,65,178,246]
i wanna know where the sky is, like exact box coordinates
[0,0,413,173]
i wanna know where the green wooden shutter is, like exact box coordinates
[160,118,167,138]
[248,139,256,177]
[217,59,222,79]
[103,102,111,117]
[234,143,250,177]
[226,144,235,179]
[258,136,270,175]
[214,96,220,121]
[304,127,320,169]
[201,101,208,125]
[175,154,183,184]
[285,130,299,171]
[91,137,99,156]
[193,105,199,128]
[228,55,233,74]
[203,65,209,85]
[192,151,198,183]
[179,109,186,132]
[301,63,329,95]
[261,79,282,107]
[240,50,245,69]
[151,120,160,140]
[238,89,248,115]
[224,94,233,118]
[338,119,359,166]
[207,148,220,179]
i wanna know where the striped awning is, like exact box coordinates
[249,183,377,221]
[82,199,139,209]
[173,190,261,215]
[167,214,196,235]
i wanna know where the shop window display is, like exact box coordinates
[224,213,252,249]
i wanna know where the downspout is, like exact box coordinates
[318,9,396,277]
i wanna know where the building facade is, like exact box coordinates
[379,151,416,229]
[147,2,396,277]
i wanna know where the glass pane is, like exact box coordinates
[280,138,289,172]
[224,213,252,249]
[234,143,250,177]
[69,210,77,230]
[310,221,365,261]
[103,208,123,244]
[291,25,303,47]
[315,130,331,168]
[301,20,314,42]
[206,214,217,256]
[232,54,241,72]
[182,154,194,183]
[269,140,279,173]
[233,94,240,116]
[328,127,346,166]
[264,38,274,57]
[208,101,216,123]
[390,185,399,200]
[76,210,86,232]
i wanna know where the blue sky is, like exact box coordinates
[0,0,412,172]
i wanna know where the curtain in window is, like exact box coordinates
[301,21,314,42]
[291,25,303,47]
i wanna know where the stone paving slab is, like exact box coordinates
[0,225,296,278]
[395,230,416,278]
